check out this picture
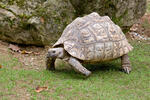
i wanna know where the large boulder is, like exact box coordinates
[0,0,146,46]
[70,0,146,32]
[0,0,75,46]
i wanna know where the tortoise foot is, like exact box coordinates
[85,71,92,77]
[122,66,131,74]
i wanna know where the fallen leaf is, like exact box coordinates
[35,86,48,93]
[40,17,44,23]
[21,50,32,54]
[33,52,40,55]
[0,65,2,68]
[8,44,20,52]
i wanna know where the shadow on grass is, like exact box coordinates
[44,59,122,79]
[85,61,121,72]
[44,69,87,80]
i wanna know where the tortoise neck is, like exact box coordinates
[56,47,65,59]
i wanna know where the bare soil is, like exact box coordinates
[0,40,48,71]
[130,13,150,37]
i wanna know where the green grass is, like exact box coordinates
[0,41,150,100]
[147,1,150,13]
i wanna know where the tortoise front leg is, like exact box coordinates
[67,57,91,77]
[121,54,132,74]
[46,53,56,70]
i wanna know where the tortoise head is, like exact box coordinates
[47,47,65,59]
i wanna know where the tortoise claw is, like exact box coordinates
[122,67,131,74]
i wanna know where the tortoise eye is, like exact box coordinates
[52,51,56,53]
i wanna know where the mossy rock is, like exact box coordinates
[70,0,146,33]
[0,0,146,46]
[0,0,75,46]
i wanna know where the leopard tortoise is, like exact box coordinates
[46,12,133,77]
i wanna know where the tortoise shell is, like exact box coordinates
[53,12,133,61]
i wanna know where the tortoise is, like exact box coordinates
[46,12,133,77]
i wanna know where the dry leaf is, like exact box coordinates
[8,44,20,52]
[35,86,48,93]
[33,52,40,55]
[40,17,44,23]
[21,50,32,54]
[0,65,2,68]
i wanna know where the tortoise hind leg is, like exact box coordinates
[67,57,91,77]
[121,54,132,74]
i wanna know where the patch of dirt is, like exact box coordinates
[0,40,49,71]
[12,46,48,71]
[0,40,9,53]
[0,40,70,71]
[128,13,150,38]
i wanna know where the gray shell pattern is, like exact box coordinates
[53,12,133,61]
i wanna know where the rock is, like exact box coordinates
[70,0,146,32]
[128,32,150,41]
[0,0,146,46]
[0,0,75,46]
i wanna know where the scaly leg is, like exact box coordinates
[121,54,132,74]
[67,57,91,77]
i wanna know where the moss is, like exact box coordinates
[16,0,26,8]
[0,3,6,8]
[8,0,15,5]
[19,13,31,19]
[112,9,129,33]
[142,19,150,29]
[146,1,150,13]
[34,7,46,16]
[54,17,61,25]
[0,0,75,45]
[112,17,123,26]
[4,17,14,27]
[104,0,114,8]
